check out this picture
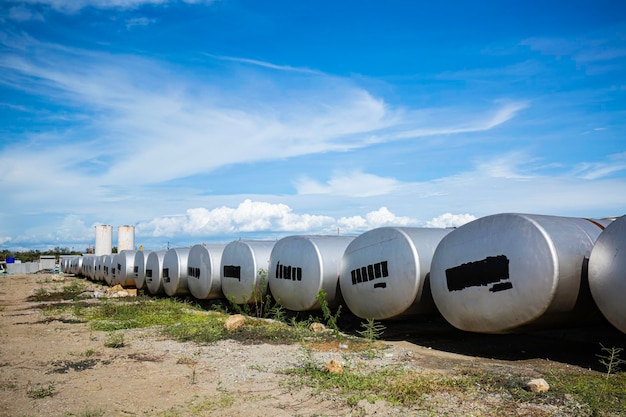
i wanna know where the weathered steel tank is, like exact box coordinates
[70,256,84,276]
[430,213,611,334]
[115,250,137,287]
[133,250,152,290]
[221,240,276,304]
[94,255,107,281]
[162,247,191,297]
[589,214,626,334]
[80,255,93,279]
[187,243,226,300]
[145,250,167,295]
[103,255,116,286]
[268,235,355,311]
[117,225,135,252]
[95,225,113,256]
[339,227,451,320]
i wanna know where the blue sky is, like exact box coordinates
[1,0,625,251]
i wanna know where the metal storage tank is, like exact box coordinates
[104,254,117,286]
[340,227,452,320]
[133,250,152,290]
[145,250,167,295]
[221,240,276,304]
[82,255,96,280]
[589,215,626,334]
[117,225,135,252]
[187,244,226,300]
[268,235,355,311]
[95,225,113,256]
[95,255,107,281]
[70,256,84,276]
[430,213,611,334]
[115,250,137,287]
[162,248,191,297]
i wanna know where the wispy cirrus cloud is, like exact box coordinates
[7,0,213,13]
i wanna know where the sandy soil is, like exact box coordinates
[0,273,621,417]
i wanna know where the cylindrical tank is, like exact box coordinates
[187,244,226,300]
[70,256,84,276]
[82,255,95,280]
[145,250,167,295]
[95,225,113,256]
[104,254,117,286]
[589,215,625,334]
[133,250,152,290]
[221,240,276,304]
[117,225,135,252]
[268,235,355,311]
[94,255,107,281]
[162,248,191,297]
[340,227,452,320]
[430,213,611,334]
[115,250,137,287]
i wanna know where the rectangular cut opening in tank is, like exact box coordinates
[223,265,241,281]
[188,267,201,279]
[274,262,303,281]
[350,261,389,285]
[445,255,511,292]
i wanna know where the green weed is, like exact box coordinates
[104,332,125,348]
[27,383,55,399]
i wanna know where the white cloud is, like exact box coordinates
[135,200,422,238]
[126,17,157,29]
[295,171,401,197]
[570,152,626,180]
[136,199,336,237]
[8,6,44,21]
[13,0,213,13]
[425,213,476,228]
[337,207,418,233]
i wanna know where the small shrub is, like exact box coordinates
[597,343,625,379]
[27,383,55,399]
[356,318,386,343]
[104,332,125,348]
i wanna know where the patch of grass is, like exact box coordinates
[28,281,85,302]
[0,381,17,391]
[104,332,125,348]
[27,383,55,399]
[64,408,106,417]
[84,349,95,357]
[549,370,626,416]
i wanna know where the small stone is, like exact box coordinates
[323,359,343,374]
[526,378,550,393]
[338,343,348,349]
[224,314,246,330]
[309,323,326,333]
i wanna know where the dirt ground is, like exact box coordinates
[0,273,622,417]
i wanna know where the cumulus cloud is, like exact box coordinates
[136,199,335,237]
[135,200,420,238]
[425,213,476,228]
[336,207,418,233]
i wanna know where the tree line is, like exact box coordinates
[1,247,86,263]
